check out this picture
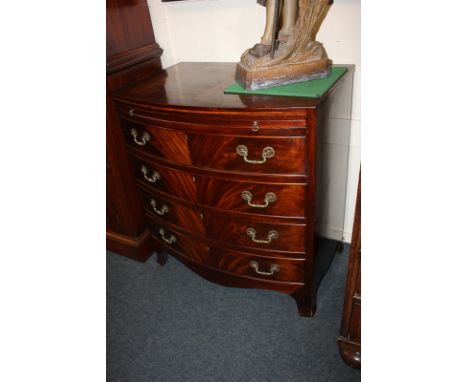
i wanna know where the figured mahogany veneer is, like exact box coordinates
[147,219,306,284]
[112,62,354,316]
[209,247,306,283]
[140,188,206,237]
[202,212,306,254]
[121,121,306,174]
[153,224,210,264]
[131,157,307,218]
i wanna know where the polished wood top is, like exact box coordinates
[113,62,353,111]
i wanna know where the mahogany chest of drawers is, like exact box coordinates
[112,62,353,316]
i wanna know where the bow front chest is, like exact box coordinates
[112,62,353,316]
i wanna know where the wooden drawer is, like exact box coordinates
[115,102,308,136]
[197,175,306,218]
[139,188,205,237]
[120,119,305,175]
[131,158,198,202]
[148,219,305,283]
[209,247,306,283]
[203,212,305,254]
[188,133,306,175]
[121,122,192,165]
[148,221,210,264]
[133,158,306,217]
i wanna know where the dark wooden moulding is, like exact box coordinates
[337,173,361,367]
[111,61,354,317]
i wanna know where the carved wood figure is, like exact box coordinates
[236,0,333,90]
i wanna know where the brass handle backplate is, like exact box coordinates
[236,145,275,164]
[150,198,169,216]
[141,165,161,183]
[249,261,280,276]
[158,228,176,245]
[246,228,279,244]
[241,191,276,208]
[131,128,150,146]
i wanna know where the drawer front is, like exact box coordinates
[197,176,306,218]
[116,102,307,135]
[188,134,306,175]
[133,159,305,217]
[209,247,306,283]
[204,212,305,253]
[149,222,210,264]
[131,159,198,202]
[121,122,192,164]
[140,189,205,237]
[120,119,305,175]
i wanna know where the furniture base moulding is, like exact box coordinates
[106,228,155,263]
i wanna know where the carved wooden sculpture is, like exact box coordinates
[236,0,333,90]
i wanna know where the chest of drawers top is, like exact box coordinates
[113,62,349,112]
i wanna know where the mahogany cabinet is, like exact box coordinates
[111,62,354,316]
[337,173,361,367]
[106,0,163,261]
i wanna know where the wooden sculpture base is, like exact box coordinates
[236,58,331,90]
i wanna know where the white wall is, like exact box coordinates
[148,0,360,242]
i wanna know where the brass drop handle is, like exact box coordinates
[150,198,169,216]
[246,228,279,244]
[241,191,276,208]
[140,165,161,183]
[249,261,280,276]
[131,128,150,146]
[158,228,176,245]
[236,145,275,164]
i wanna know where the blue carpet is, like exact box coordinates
[107,247,360,382]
